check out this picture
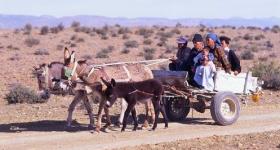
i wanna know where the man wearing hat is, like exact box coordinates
[169,36,191,71]
[206,33,231,73]
[181,34,204,86]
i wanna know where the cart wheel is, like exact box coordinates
[210,91,240,125]
[165,97,190,121]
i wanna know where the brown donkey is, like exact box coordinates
[101,78,168,131]
[63,48,155,131]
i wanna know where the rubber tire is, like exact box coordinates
[210,91,240,126]
[164,97,190,121]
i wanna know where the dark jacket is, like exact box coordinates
[183,47,200,72]
[209,46,231,72]
[227,49,241,73]
[169,47,191,71]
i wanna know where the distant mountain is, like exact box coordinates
[0,14,279,28]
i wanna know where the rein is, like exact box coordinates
[128,89,157,97]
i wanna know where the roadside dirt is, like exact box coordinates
[1,102,280,150]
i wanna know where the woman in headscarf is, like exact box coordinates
[206,33,231,73]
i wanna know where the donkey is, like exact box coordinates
[63,48,155,131]
[33,62,69,99]
[33,62,111,129]
[101,78,168,131]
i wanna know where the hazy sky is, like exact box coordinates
[0,0,279,19]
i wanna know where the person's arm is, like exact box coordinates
[217,47,231,73]
[229,50,241,73]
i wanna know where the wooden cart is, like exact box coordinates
[152,70,262,125]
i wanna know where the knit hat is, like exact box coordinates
[176,36,188,44]
[192,34,203,42]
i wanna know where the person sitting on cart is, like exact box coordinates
[183,33,204,86]
[169,36,191,71]
[206,33,231,73]
[220,36,241,75]
[193,47,216,91]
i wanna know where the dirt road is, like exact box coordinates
[1,105,280,150]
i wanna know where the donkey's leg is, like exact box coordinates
[117,98,127,126]
[159,96,168,128]
[67,91,82,127]
[142,102,149,128]
[121,101,136,132]
[96,97,105,132]
[103,106,111,128]
[131,108,138,131]
[83,94,94,129]
[151,97,161,131]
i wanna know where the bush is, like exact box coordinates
[122,34,129,39]
[96,51,109,58]
[9,54,20,61]
[121,48,130,54]
[271,25,280,33]
[143,47,156,60]
[95,47,113,58]
[70,34,77,41]
[137,28,154,38]
[118,27,131,34]
[25,37,40,47]
[124,40,139,48]
[165,45,176,53]
[24,23,32,34]
[241,50,254,60]
[143,47,156,54]
[50,27,60,34]
[143,39,152,45]
[75,26,91,33]
[34,49,49,55]
[56,44,64,51]
[76,37,85,43]
[82,54,93,60]
[101,35,109,40]
[57,23,64,31]
[171,28,181,35]
[265,40,274,48]
[40,26,49,35]
[251,62,280,90]
[254,34,265,40]
[5,84,45,104]
[243,33,253,40]
[71,21,80,28]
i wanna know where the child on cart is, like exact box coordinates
[193,47,216,91]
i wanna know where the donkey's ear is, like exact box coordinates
[70,51,76,63]
[64,47,70,60]
[100,77,110,87]
[111,78,116,87]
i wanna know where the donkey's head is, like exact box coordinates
[33,64,51,99]
[101,77,117,107]
[64,47,75,66]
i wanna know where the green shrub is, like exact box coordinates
[40,26,49,35]
[25,37,40,47]
[251,62,280,90]
[143,47,156,60]
[143,39,152,45]
[124,40,138,48]
[71,21,80,28]
[5,84,46,104]
[121,48,130,54]
[241,50,254,60]
[34,49,49,55]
